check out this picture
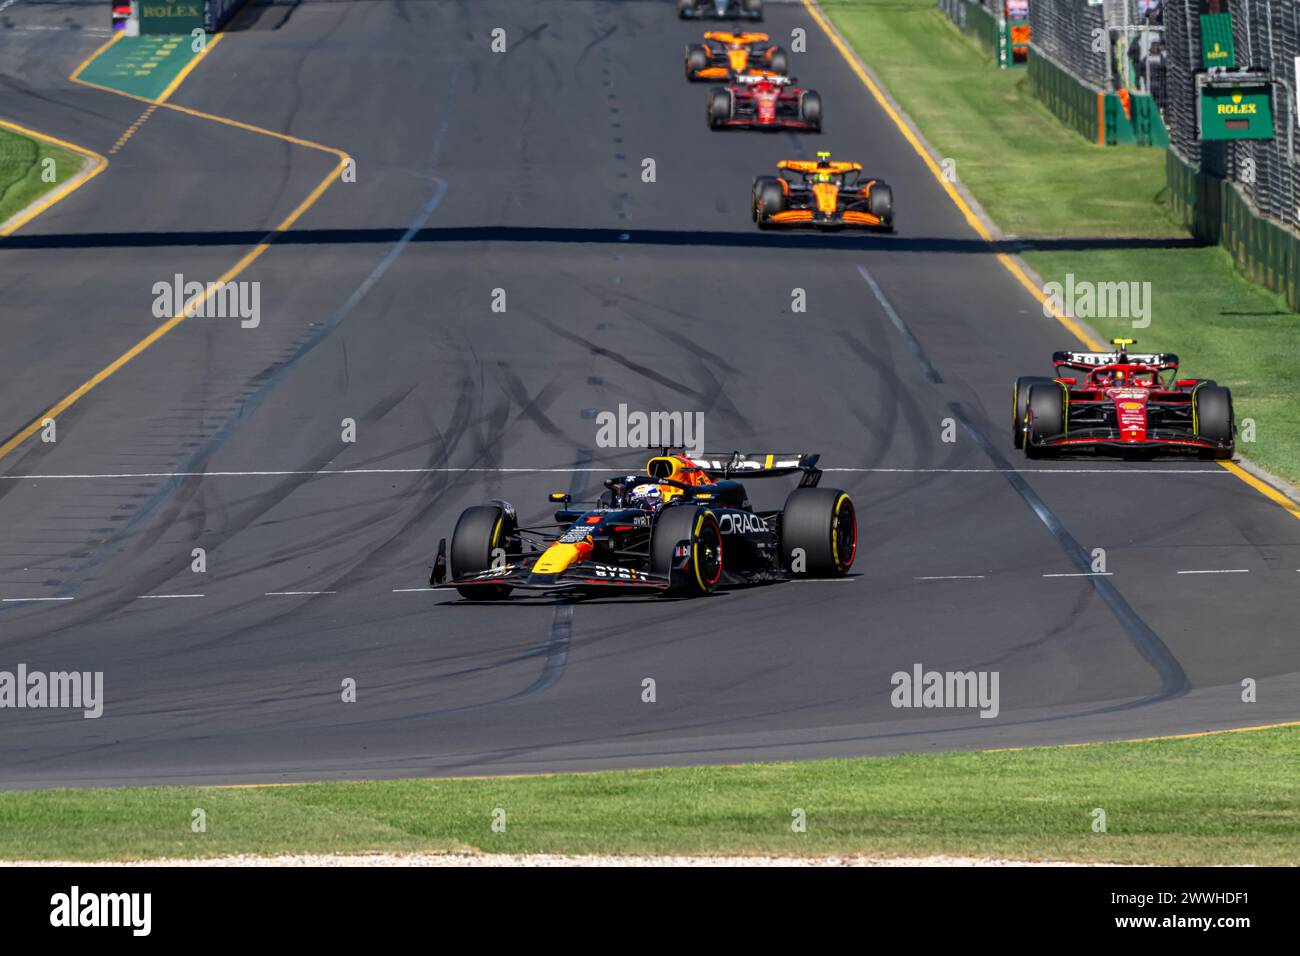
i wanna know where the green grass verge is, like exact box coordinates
[0,126,83,227]
[821,0,1300,485]
[1,727,1297,863]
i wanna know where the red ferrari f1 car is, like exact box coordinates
[685,31,787,81]
[708,74,821,131]
[1013,339,1235,459]
[430,451,856,599]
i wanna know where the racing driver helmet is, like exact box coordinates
[627,483,665,510]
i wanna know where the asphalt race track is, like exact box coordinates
[0,0,1297,789]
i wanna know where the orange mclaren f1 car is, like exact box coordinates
[430,452,857,599]
[752,152,894,230]
[685,31,787,81]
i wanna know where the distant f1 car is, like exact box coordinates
[678,0,763,22]
[1013,339,1235,459]
[685,31,786,81]
[708,74,821,131]
[430,451,857,599]
[752,152,893,229]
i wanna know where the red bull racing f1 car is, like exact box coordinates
[430,452,857,599]
[678,0,764,22]
[708,74,821,131]
[1013,339,1235,459]
[752,152,893,230]
[685,31,787,81]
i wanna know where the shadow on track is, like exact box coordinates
[2,226,1208,254]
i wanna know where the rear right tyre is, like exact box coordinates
[780,487,856,576]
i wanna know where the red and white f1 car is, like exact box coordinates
[707,73,821,131]
[1013,339,1235,459]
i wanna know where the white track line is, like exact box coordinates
[0,467,1231,481]
[1,596,72,602]
[1042,572,1114,578]
[136,594,205,599]
[1175,569,1249,575]
[786,577,860,583]
[392,588,433,593]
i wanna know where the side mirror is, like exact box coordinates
[1175,379,1198,387]
[1055,377,1076,385]
[549,492,570,504]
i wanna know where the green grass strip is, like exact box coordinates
[1,727,1297,864]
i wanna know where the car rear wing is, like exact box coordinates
[1052,350,1180,370]
[696,452,821,482]
[734,72,790,85]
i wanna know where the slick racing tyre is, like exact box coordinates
[450,504,515,600]
[678,0,692,18]
[1025,382,1066,458]
[798,90,822,132]
[868,182,893,225]
[1193,384,1235,460]
[685,44,709,79]
[1012,376,1054,449]
[742,0,764,22]
[752,176,784,226]
[780,487,856,577]
[708,87,733,129]
[651,505,724,597]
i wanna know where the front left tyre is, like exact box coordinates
[798,90,822,132]
[1193,384,1235,459]
[868,182,893,225]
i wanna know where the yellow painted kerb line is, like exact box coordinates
[0,29,352,466]
[0,118,108,237]
[156,33,226,104]
[984,718,1300,752]
[803,0,1300,520]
